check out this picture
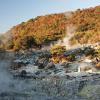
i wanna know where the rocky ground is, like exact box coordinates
[0,43,100,100]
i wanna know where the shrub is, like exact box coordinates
[50,45,66,63]
[50,45,66,56]
[96,62,100,69]
[67,54,76,61]
[95,46,100,57]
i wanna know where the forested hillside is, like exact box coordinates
[0,5,100,50]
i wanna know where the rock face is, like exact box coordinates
[10,44,100,79]
[78,62,95,72]
[0,72,100,100]
[45,61,55,69]
[20,70,27,77]
[0,44,100,100]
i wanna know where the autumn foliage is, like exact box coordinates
[0,6,100,50]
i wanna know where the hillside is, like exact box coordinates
[0,5,100,50]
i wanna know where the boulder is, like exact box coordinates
[11,61,26,70]
[45,61,55,69]
[36,57,49,69]
[38,63,45,69]
[20,70,27,77]
[78,63,96,72]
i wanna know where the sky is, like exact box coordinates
[0,0,100,33]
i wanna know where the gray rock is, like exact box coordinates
[46,62,55,69]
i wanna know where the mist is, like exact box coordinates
[56,24,76,50]
[0,52,31,94]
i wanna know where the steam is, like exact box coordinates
[41,24,76,50]
[56,25,76,50]
[0,53,13,92]
[41,11,78,50]
[0,52,31,94]
[2,31,12,44]
[64,11,73,19]
[58,11,76,50]
[50,12,77,50]
[0,30,13,48]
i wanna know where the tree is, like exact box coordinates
[20,35,36,50]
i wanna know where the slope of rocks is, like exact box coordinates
[0,44,100,100]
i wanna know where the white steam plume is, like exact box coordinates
[56,24,76,50]
[50,12,76,50]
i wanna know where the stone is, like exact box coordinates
[45,61,55,69]
[20,70,27,77]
